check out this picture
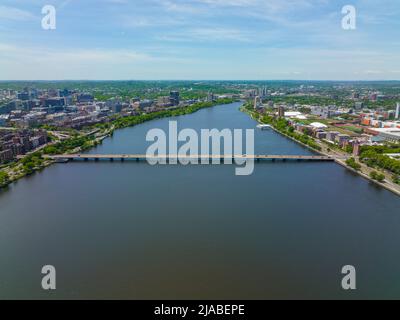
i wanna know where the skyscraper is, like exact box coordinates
[396,102,400,119]
[258,86,267,98]
[353,142,361,157]
[170,91,180,106]
[254,96,261,109]
[278,106,285,118]
[207,91,214,102]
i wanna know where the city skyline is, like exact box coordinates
[0,0,400,80]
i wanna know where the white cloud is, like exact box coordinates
[0,43,153,64]
[184,27,250,41]
[0,5,35,21]
[158,0,205,14]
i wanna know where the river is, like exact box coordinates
[1,102,400,299]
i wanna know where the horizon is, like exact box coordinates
[1,79,400,82]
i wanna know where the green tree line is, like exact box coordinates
[360,146,400,175]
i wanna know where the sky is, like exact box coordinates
[0,0,399,80]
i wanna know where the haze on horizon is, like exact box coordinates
[0,0,399,81]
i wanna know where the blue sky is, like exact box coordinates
[0,0,399,80]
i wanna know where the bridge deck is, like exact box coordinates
[46,154,337,161]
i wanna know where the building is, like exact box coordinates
[254,96,262,110]
[352,92,360,99]
[45,97,65,108]
[169,91,180,106]
[355,102,364,110]
[258,86,268,98]
[157,96,172,108]
[77,93,94,103]
[316,132,327,139]
[326,131,340,142]
[396,102,400,120]
[370,128,400,142]
[283,111,303,119]
[0,114,9,126]
[245,89,257,99]
[370,93,378,101]
[310,106,332,119]
[0,149,13,163]
[310,122,328,129]
[353,142,361,157]
[137,99,153,110]
[207,92,215,102]
[336,134,351,146]
[17,92,30,101]
[60,89,72,97]
[278,106,285,118]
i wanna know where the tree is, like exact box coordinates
[0,171,10,187]
[346,158,361,171]
[376,173,385,182]
[370,171,385,183]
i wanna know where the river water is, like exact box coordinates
[1,102,400,299]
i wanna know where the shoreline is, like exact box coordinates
[3,101,399,198]
[334,159,400,197]
[0,99,236,191]
[243,107,400,198]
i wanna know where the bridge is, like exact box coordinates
[45,154,338,162]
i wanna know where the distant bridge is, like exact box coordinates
[45,154,338,162]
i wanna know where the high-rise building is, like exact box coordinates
[258,86,268,98]
[77,93,94,103]
[17,92,30,101]
[60,89,71,97]
[396,102,400,119]
[278,106,285,118]
[254,96,261,109]
[170,91,180,106]
[353,142,361,157]
[207,91,215,102]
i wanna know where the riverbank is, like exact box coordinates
[334,159,400,197]
[0,99,235,190]
[241,106,400,197]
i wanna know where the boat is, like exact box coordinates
[54,158,69,163]
[257,124,271,130]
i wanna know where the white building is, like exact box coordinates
[310,122,328,129]
[372,128,400,142]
